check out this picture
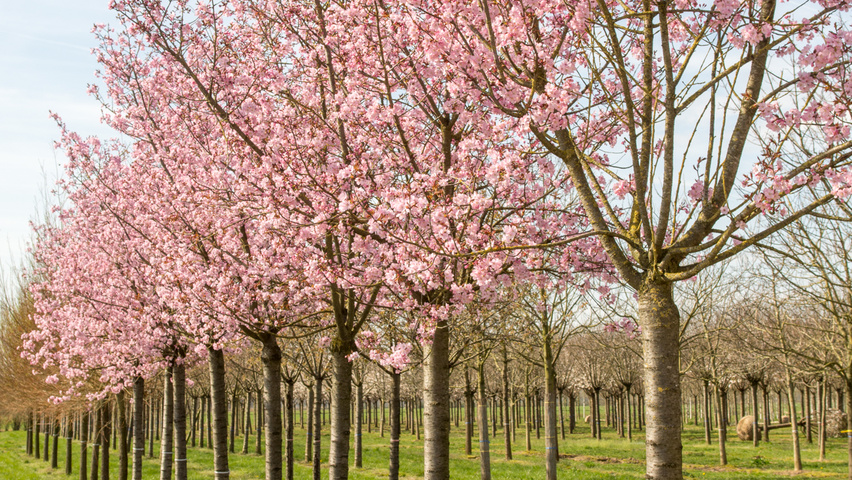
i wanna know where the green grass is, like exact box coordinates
[1,421,849,479]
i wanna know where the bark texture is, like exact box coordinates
[423,319,451,480]
[208,347,231,480]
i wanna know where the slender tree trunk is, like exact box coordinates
[35,413,40,460]
[208,348,230,480]
[118,389,128,480]
[256,388,262,456]
[229,390,237,455]
[465,369,473,456]
[66,416,74,475]
[543,339,558,480]
[715,385,727,466]
[81,410,89,480]
[751,382,760,447]
[423,319,450,480]
[91,407,100,480]
[149,400,155,458]
[49,418,58,469]
[101,401,111,480]
[242,391,251,455]
[638,280,682,480]
[784,367,802,472]
[133,378,145,480]
[26,411,32,456]
[477,358,491,480]
[160,368,174,480]
[389,372,401,480]
[846,373,852,480]
[283,381,295,480]
[501,349,512,460]
[305,385,314,463]
[355,381,363,468]
[312,378,322,480]
[329,347,353,480]
[569,394,576,434]
[805,385,813,445]
[703,380,712,445]
[173,363,188,480]
[762,386,771,443]
[819,379,827,461]
[260,335,283,480]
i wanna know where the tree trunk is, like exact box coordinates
[242,391,251,455]
[715,385,727,466]
[305,385,314,463]
[846,374,852,480]
[329,347,353,480]
[312,378,322,480]
[569,394,576,434]
[133,378,145,480]
[784,367,802,472]
[805,386,813,445]
[638,280,682,480]
[92,408,100,480]
[81,410,89,480]
[208,348,230,480]
[101,401,111,480]
[543,339,558,480]
[464,369,473,456]
[751,382,760,447]
[389,372,401,480]
[819,379,826,461]
[284,380,295,480]
[66,416,73,475]
[501,349,512,460]
[256,388,262,456]
[477,359,491,480]
[703,380,712,445]
[118,390,129,480]
[423,319,450,480]
[160,367,174,480]
[355,381,363,468]
[229,390,237,455]
[173,363,188,480]
[762,386,771,443]
[261,334,283,480]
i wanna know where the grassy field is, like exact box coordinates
[1,421,849,479]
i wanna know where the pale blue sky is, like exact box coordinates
[0,0,115,272]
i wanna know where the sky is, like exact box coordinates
[0,1,116,274]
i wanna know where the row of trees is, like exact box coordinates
[5,1,852,480]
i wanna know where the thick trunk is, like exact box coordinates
[543,341,558,480]
[284,381,295,480]
[638,280,683,480]
[133,378,145,480]
[312,378,323,480]
[477,359,491,480]
[80,410,89,480]
[208,348,230,480]
[423,319,451,480]
[261,334,283,480]
[173,363,188,480]
[389,372,401,480]
[160,368,174,480]
[329,348,353,480]
[355,381,363,468]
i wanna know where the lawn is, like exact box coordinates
[1,421,848,479]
